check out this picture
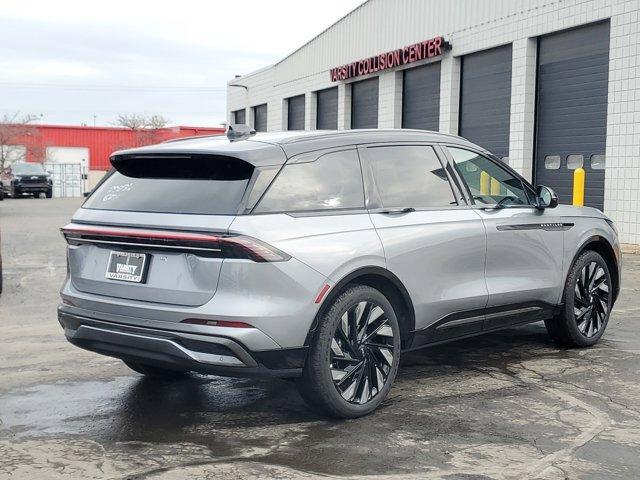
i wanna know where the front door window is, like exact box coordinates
[447,147,531,207]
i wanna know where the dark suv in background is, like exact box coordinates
[1,162,53,199]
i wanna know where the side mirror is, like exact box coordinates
[536,185,558,209]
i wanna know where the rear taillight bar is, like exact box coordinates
[61,223,290,262]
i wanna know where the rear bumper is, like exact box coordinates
[58,309,307,378]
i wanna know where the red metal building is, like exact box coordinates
[18,124,225,171]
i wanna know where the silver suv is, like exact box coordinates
[59,129,621,418]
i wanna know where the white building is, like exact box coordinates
[227,0,640,245]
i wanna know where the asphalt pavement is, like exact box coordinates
[1,197,640,479]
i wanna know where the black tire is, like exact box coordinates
[123,360,190,379]
[545,250,613,347]
[0,188,4,201]
[297,284,401,418]
[45,190,52,198]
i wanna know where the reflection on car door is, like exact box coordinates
[445,146,565,330]
[359,144,488,345]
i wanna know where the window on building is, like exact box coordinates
[567,154,584,170]
[255,149,364,213]
[544,155,561,170]
[590,154,606,170]
[365,146,456,208]
[448,147,531,207]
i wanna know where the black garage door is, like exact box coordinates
[316,87,338,130]
[402,62,441,131]
[253,104,268,132]
[535,22,610,211]
[233,109,246,125]
[287,95,305,130]
[351,77,379,129]
[459,45,512,159]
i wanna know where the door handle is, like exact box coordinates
[380,207,415,215]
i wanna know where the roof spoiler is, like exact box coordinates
[227,124,256,142]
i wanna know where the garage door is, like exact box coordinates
[253,104,268,132]
[233,109,246,125]
[351,77,379,129]
[316,87,338,130]
[402,62,441,131]
[459,45,512,159]
[535,22,610,211]
[287,95,305,130]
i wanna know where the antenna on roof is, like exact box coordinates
[227,124,256,142]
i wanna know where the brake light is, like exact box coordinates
[60,223,290,262]
[181,319,254,328]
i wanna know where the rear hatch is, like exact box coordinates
[64,146,284,307]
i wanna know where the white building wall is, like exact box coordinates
[227,0,640,244]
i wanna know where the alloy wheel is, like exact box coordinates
[574,261,610,337]
[329,300,396,404]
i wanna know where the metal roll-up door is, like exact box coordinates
[402,62,441,131]
[316,87,338,130]
[253,104,268,132]
[233,109,246,125]
[287,95,305,130]
[535,22,610,211]
[459,45,512,159]
[351,77,379,129]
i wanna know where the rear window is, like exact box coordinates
[84,155,254,215]
[254,149,364,213]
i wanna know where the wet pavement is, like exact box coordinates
[1,198,640,479]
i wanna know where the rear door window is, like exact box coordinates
[365,145,457,208]
[83,155,254,215]
[254,149,364,213]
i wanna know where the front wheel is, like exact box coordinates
[545,250,613,347]
[297,285,401,418]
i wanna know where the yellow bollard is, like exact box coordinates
[490,177,501,196]
[573,167,585,206]
[480,171,490,196]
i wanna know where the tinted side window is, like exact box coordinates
[366,146,456,208]
[255,149,364,213]
[447,147,531,206]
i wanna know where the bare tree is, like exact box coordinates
[0,113,42,171]
[113,113,170,147]
[114,113,169,130]
[146,114,169,129]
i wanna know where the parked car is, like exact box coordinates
[58,129,621,418]
[1,162,53,198]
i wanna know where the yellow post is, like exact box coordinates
[490,177,501,196]
[573,167,585,206]
[480,171,490,195]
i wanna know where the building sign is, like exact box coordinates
[329,36,450,82]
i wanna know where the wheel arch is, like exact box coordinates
[569,235,620,303]
[305,266,416,349]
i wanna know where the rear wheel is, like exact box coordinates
[45,189,52,198]
[123,360,190,379]
[545,250,613,347]
[297,285,401,418]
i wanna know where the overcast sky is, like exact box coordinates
[0,0,364,127]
